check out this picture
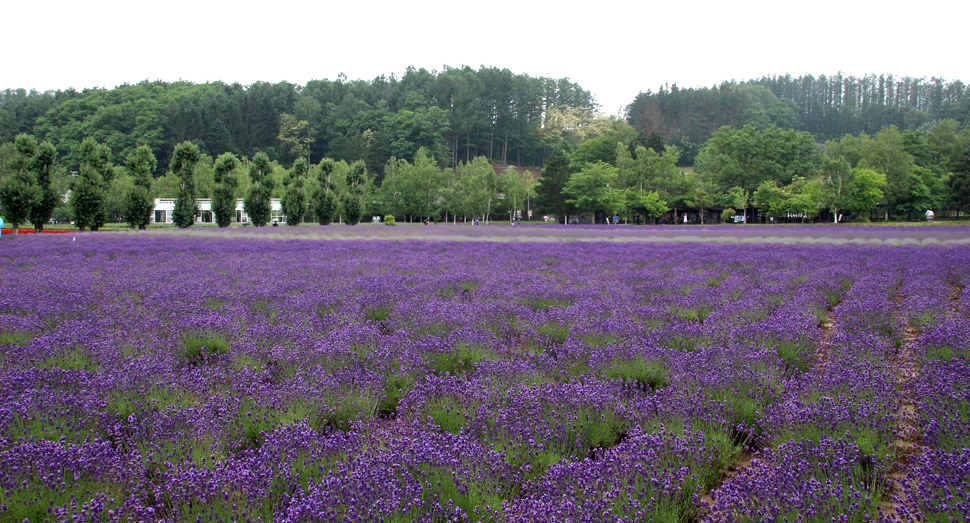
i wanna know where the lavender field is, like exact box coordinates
[1,226,969,522]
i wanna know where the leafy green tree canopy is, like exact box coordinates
[71,137,113,231]
[171,141,201,228]
[212,152,241,228]
[564,161,625,216]
[123,145,157,229]
[245,152,275,227]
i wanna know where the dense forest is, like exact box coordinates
[2,69,970,231]
[626,73,970,165]
[0,66,594,177]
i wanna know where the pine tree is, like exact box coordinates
[533,149,572,224]
[945,149,970,213]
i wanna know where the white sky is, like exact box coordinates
[4,0,967,117]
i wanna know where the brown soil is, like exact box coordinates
[881,294,924,521]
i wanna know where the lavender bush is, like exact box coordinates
[0,227,968,522]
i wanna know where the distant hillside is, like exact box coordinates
[626,73,969,164]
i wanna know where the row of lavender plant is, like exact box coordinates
[1,234,968,521]
[704,250,905,522]
[891,248,970,521]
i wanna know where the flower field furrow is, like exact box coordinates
[0,231,968,522]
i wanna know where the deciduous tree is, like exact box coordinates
[245,152,275,227]
[0,134,39,234]
[820,156,852,223]
[564,161,624,218]
[171,142,201,228]
[27,141,57,232]
[726,186,750,223]
[313,158,338,225]
[341,161,370,225]
[753,180,786,222]
[281,158,308,225]
[786,176,822,222]
[123,145,157,230]
[212,152,240,227]
[71,138,113,231]
[498,167,535,222]
[849,168,886,220]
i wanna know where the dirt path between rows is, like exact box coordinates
[701,305,839,517]
[882,283,964,520]
[881,285,934,521]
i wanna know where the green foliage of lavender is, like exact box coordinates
[0,229,967,522]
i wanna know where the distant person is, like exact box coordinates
[0,215,4,237]
[925,209,935,221]
[614,214,620,225]
[474,219,480,225]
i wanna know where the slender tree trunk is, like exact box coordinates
[489,126,494,159]
[453,134,459,167]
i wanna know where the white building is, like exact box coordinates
[152,198,284,225]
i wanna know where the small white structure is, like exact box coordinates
[152,198,284,225]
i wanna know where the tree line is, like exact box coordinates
[3,69,970,230]
[626,73,970,165]
[0,65,594,180]
[2,117,969,231]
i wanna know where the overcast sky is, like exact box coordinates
[5,0,966,116]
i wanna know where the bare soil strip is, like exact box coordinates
[881,291,929,521]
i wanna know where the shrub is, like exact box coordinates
[180,331,229,365]
[384,215,396,226]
